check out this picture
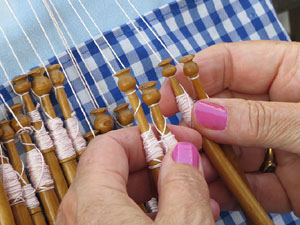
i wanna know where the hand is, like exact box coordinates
[56,126,219,225]
[160,40,300,217]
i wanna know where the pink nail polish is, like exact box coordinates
[172,142,199,168]
[194,101,228,130]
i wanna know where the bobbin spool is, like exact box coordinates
[29,67,78,185]
[0,128,33,225]
[180,54,273,225]
[47,64,87,157]
[12,73,68,201]
[115,69,164,184]
[114,103,134,127]
[0,120,46,225]
[0,129,16,225]
[90,107,114,134]
[9,103,59,225]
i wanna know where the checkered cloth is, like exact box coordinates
[0,0,299,224]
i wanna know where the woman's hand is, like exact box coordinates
[160,40,300,217]
[56,126,219,225]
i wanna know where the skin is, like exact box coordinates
[160,40,300,217]
[56,126,219,225]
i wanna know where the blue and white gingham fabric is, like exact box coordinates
[0,0,299,224]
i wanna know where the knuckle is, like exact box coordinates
[246,100,272,142]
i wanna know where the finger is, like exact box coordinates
[156,142,216,225]
[192,99,300,154]
[209,173,292,213]
[160,41,300,116]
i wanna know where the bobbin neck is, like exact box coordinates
[9,104,31,132]
[159,58,177,78]
[47,64,65,87]
[29,68,52,96]
[0,120,15,142]
[139,81,161,106]
[12,74,31,95]
[114,68,136,92]
[180,54,199,78]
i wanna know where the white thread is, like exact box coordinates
[147,198,158,213]
[127,0,178,64]
[126,89,141,118]
[0,164,24,206]
[65,116,87,154]
[0,105,8,120]
[0,27,26,74]
[114,0,161,63]
[176,86,194,127]
[26,149,54,192]
[141,127,164,164]
[46,118,76,161]
[22,184,40,209]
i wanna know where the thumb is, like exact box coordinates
[155,142,218,225]
[191,99,300,153]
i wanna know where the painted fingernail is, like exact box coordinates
[194,100,228,130]
[172,142,199,168]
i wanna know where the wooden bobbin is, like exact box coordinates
[0,120,46,225]
[159,58,184,96]
[0,129,33,225]
[29,67,78,186]
[180,54,273,225]
[90,107,114,134]
[47,64,87,157]
[0,129,16,225]
[9,104,59,225]
[114,69,162,184]
[12,74,68,201]
[114,103,134,127]
[260,148,277,173]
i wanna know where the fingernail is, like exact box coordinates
[194,100,228,130]
[172,142,199,168]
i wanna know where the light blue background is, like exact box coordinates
[0,0,173,83]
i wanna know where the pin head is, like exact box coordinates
[47,64,65,87]
[114,103,134,126]
[29,67,52,96]
[139,81,160,106]
[114,68,136,92]
[12,74,31,95]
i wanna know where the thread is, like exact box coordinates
[0,163,24,206]
[147,198,158,213]
[65,115,87,154]
[26,149,54,192]
[176,86,194,127]
[46,117,76,161]
[22,184,40,209]
[141,127,164,164]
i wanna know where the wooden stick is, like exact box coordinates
[90,107,114,134]
[29,67,77,185]
[114,103,134,127]
[0,121,46,225]
[0,129,16,225]
[115,69,163,184]
[260,148,276,173]
[9,104,59,225]
[47,64,87,157]
[180,54,274,225]
[0,129,33,225]
[12,74,68,201]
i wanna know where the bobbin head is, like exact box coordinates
[0,120,15,142]
[139,81,161,106]
[12,74,31,95]
[158,58,177,78]
[84,130,100,143]
[114,68,136,92]
[114,103,134,126]
[0,128,3,138]
[28,67,52,96]
[90,108,114,133]
[179,54,199,78]
[47,64,65,87]
[9,104,31,132]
